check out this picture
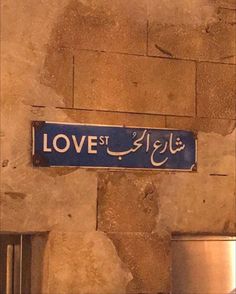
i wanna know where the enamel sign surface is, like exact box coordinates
[32,121,197,171]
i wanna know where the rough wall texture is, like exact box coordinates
[1,0,236,293]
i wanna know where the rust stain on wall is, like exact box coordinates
[4,191,27,200]
[40,167,79,177]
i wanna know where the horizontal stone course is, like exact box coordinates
[59,107,166,129]
[166,116,236,136]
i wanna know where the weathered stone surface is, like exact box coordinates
[154,172,236,235]
[166,118,236,175]
[48,231,132,294]
[107,233,171,293]
[49,0,147,55]
[217,0,236,9]
[1,104,97,232]
[98,173,160,232]
[1,0,72,107]
[1,167,97,232]
[30,105,165,128]
[98,131,235,234]
[1,43,68,107]
[74,51,196,116]
[197,131,235,177]
[1,0,69,48]
[148,0,236,63]
[40,49,73,107]
[197,62,236,119]
[57,108,166,128]
[166,116,235,136]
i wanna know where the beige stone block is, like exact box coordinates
[197,62,236,119]
[107,233,171,293]
[48,231,132,294]
[40,49,73,107]
[148,0,236,63]
[98,173,160,232]
[74,51,195,116]
[154,172,236,235]
[49,0,147,54]
[1,168,97,232]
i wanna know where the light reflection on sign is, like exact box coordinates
[32,121,197,171]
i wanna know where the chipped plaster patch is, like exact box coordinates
[48,231,133,294]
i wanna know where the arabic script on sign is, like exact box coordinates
[106,130,186,167]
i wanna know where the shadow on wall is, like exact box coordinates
[31,233,49,294]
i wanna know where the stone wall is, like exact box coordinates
[1,0,236,293]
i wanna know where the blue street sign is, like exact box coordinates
[32,121,197,171]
